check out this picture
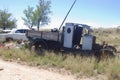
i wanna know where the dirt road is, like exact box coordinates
[0,59,76,80]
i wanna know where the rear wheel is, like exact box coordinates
[34,42,47,55]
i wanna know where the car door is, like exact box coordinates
[13,29,27,40]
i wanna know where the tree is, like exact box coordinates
[22,0,51,30]
[0,9,16,30]
[22,6,36,29]
[36,0,51,30]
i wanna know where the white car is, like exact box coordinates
[0,29,28,41]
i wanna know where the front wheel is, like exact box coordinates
[100,46,116,59]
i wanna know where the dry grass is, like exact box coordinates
[0,48,120,80]
[93,28,120,53]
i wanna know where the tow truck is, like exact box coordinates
[26,0,117,58]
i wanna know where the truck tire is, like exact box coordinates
[100,47,116,59]
[34,41,48,55]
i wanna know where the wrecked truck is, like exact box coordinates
[26,23,117,58]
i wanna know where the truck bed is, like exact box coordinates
[26,30,62,42]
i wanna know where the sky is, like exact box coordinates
[0,0,120,29]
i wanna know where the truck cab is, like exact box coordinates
[62,23,95,51]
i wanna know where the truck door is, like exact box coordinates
[73,25,83,46]
[63,23,74,48]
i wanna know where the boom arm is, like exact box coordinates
[58,0,77,30]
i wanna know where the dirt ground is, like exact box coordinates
[0,59,98,80]
[0,59,76,80]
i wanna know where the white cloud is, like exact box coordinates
[111,24,119,28]
[16,17,28,29]
[47,17,104,29]
[16,16,119,30]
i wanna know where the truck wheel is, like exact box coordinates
[105,46,117,56]
[100,48,115,59]
[34,42,47,55]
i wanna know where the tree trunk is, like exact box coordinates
[37,20,40,31]
[3,27,5,30]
